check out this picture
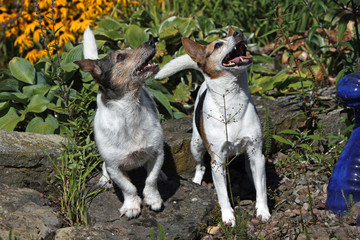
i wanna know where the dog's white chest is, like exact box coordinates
[93,90,162,163]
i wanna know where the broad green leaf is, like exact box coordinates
[158,17,196,44]
[0,92,27,102]
[22,84,51,98]
[197,16,215,35]
[25,115,58,134]
[147,88,173,117]
[25,94,50,113]
[97,16,124,31]
[125,25,148,49]
[9,57,35,84]
[173,111,187,119]
[0,78,20,92]
[0,107,25,131]
[0,101,9,111]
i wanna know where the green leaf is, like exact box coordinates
[197,16,215,35]
[173,111,187,119]
[306,135,326,141]
[147,88,173,117]
[0,78,20,92]
[158,17,196,44]
[298,143,313,152]
[9,57,35,84]
[338,13,352,43]
[0,92,28,102]
[0,101,9,111]
[0,107,25,131]
[272,135,293,146]
[25,95,50,113]
[173,82,191,103]
[125,25,148,49]
[26,115,58,134]
[22,84,51,98]
[97,16,124,31]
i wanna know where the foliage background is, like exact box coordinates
[0,0,358,134]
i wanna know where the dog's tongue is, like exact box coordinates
[230,55,252,64]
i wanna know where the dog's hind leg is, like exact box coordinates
[105,163,142,219]
[143,150,164,211]
[247,144,271,221]
[98,162,113,189]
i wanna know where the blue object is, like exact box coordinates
[326,71,360,224]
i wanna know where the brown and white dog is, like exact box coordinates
[155,27,270,226]
[75,27,165,219]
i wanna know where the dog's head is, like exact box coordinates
[75,40,159,98]
[182,27,252,79]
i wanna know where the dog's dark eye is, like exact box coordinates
[214,42,223,49]
[116,53,126,62]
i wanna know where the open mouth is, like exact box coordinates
[222,41,252,67]
[134,52,159,76]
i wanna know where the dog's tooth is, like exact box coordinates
[240,57,244,63]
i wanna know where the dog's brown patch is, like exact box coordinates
[199,110,215,161]
[120,148,155,171]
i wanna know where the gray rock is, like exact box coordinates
[55,226,118,240]
[0,183,60,240]
[0,130,66,191]
[162,116,195,178]
[86,173,216,240]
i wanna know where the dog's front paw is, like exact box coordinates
[120,196,142,219]
[97,175,113,189]
[256,205,271,221]
[222,209,236,227]
[143,188,163,211]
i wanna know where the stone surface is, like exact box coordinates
[86,171,216,240]
[162,116,195,178]
[55,226,118,240]
[0,130,65,191]
[0,183,60,240]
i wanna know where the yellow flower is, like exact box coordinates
[33,28,43,43]
[14,34,33,50]
[58,31,75,46]
[24,21,38,35]
[26,49,39,64]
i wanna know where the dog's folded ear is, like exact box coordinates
[182,37,205,64]
[75,59,102,80]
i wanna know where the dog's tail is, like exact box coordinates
[83,26,99,60]
[154,54,201,79]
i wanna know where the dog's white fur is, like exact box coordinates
[155,27,270,226]
[80,27,165,219]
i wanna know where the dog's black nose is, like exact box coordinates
[145,40,156,48]
[233,30,243,38]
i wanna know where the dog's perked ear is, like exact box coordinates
[182,37,205,63]
[226,26,235,37]
[75,59,102,80]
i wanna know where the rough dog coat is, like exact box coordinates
[75,27,165,219]
[155,27,270,226]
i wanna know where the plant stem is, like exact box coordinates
[222,93,235,207]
